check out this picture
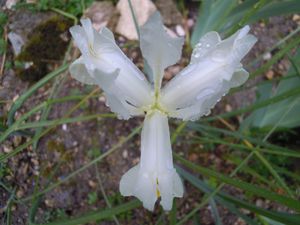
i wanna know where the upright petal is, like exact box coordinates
[161,26,257,121]
[69,19,152,119]
[119,110,183,211]
[140,12,184,90]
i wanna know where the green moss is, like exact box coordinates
[47,139,66,153]
[16,15,72,81]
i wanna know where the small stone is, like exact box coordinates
[132,158,140,164]
[122,150,128,159]
[8,32,25,56]
[256,199,263,207]
[156,0,183,25]
[5,0,18,9]
[116,0,157,40]
[263,52,272,61]
[188,153,198,162]
[175,25,185,36]
[266,70,274,80]
[99,96,106,103]
[225,104,232,112]
[16,189,24,198]
[3,145,12,153]
[45,199,54,207]
[187,19,194,28]
[278,63,284,70]
[84,1,115,31]
[31,158,39,166]
[62,124,68,131]
[88,180,97,188]
[292,14,300,24]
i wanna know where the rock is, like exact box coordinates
[84,1,115,31]
[8,10,72,81]
[5,0,18,9]
[175,24,185,36]
[263,52,272,61]
[115,0,156,40]
[7,32,24,56]
[122,150,128,158]
[155,0,183,26]
[266,70,274,80]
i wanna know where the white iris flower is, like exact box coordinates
[69,12,257,211]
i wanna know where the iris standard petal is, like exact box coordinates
[69,19,153,118]
[140,11,184,90]
[119,110,184,211]
[161,26,257,121]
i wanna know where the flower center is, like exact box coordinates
[88,43,100,58]
[142,92,168,116]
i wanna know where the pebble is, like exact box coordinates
[175,25,185,36]
[122,150,128,159]
[256,199,263,207]
[45,199,54,207]
[188,153,198,161]
[187,19,194,28]
[62,124,68,131]
[3,145,12,153]
[16,189,24,198]
[88,180,97,188]
[99,96,106,103]
[266,70,274,80]
[225,104,232,112]
[263,52,272,60]
[292,14,300,25]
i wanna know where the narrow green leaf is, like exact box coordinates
[35,200,140,225]
[174,154,300,211]
[209,198,223,225]
[178,166,300,225]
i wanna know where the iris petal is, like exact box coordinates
[161,26,257,121]
[140,12,184,90]
[119,111,183,210]
[69,19,152,119]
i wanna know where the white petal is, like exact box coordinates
[94,68,145,119]
[119,164,157,211]
[120,165,140,196]
[134,170,157,211]
[119,111,184,211]
[191,31,221,64]
[161,26,256,121]
[81,18,94,44]
[172,171,184,197]
[69,56,96,85]
[140,11,184,89]
[69,19,153,118]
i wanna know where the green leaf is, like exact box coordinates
[174,154,300,212]
[243,49,300,130]
[35,200,140,225]
[177,166,300,225]
[188,123,299,157]
[209,198,223,225]
[191,0,237,46]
